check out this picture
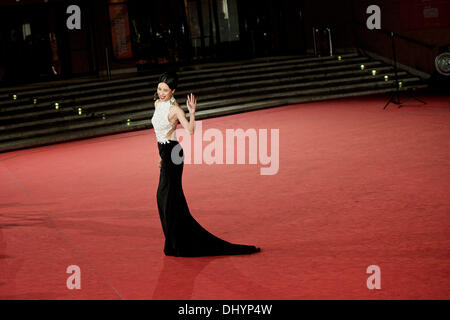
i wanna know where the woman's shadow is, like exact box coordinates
[151,255,221,299]
[151,252,268,300]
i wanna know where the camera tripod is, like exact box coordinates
[384,32,426,110]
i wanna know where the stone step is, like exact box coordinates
[0,59,384,115]
[0,76,423,143]
[0,53,359,92]
[0,54,366,107]
[0,52,428,154]
[0,68,410,125]
[0,54,359,100]
[0,83,427,154]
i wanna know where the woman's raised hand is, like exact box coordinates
[187,93,197,114]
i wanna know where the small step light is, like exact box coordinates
[54,102,60,110]
[371,70,377,76]
[384,75,389,81]
[360,64,365,70]
[127,119,131,126]
[338,56,342,61]
[12,94,17,100]
[78,107,83,115]
[398,81,403,88]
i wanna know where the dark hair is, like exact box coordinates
[158,72,178,90]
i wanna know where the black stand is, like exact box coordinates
[384,32,426,110]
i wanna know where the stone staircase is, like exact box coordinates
[0,52,427,153]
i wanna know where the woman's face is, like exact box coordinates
[157,82,175,102]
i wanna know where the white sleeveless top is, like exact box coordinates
[151,97,177,144]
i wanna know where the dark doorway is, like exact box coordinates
[237,0,306,57]
[0,4,53,83]
[128,0,190,67]
[0,1,96,85]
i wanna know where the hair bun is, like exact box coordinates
[159,72,179,90]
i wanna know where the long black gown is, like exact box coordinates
[156,139,261,257]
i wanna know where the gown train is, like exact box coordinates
[157,140,261,257]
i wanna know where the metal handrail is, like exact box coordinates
[353,22,436,51]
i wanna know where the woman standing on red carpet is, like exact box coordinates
[151,72,261,257]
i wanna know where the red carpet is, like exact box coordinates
[0,95,449,299]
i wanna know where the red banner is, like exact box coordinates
[108,3,133,59]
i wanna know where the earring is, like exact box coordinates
[153,92,158,101]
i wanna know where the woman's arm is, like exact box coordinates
[174,93,197,135]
